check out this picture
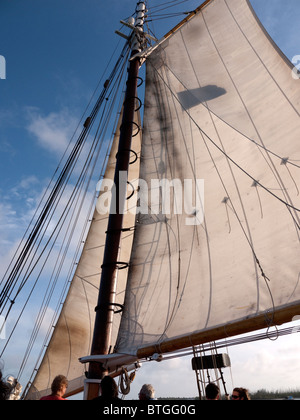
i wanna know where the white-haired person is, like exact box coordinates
[138,384,156,400]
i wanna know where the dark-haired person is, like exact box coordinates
[231,387,251,400]
[205,383,220,400]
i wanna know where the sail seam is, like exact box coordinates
[164,61,300,169]
[156,65,213,330]
[148,61,300,216]
[224,0,300,118]
[159,61,300,234]
[205,1,300,228]
[177,27,263,312]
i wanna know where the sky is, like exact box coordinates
[0,0,300,400]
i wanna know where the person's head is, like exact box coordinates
[139,384,155,400]
[51,375,68,397]
[205,383,220,400]
[100,376,118,398]
[0,369,9,400]
[232,387,250,400]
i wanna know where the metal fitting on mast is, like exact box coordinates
[116,1,147,54]
[131,2,146,53]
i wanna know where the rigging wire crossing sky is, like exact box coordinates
[0,0,300,399]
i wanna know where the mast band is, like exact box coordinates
[101,261,129,270]
[115,149,138,164]
[94,303,124,314]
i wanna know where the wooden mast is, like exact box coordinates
[85,1,146,400]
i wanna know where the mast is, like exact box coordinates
[86,1,146,400]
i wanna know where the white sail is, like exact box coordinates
[115,0,300,358]
[25,109,142,399]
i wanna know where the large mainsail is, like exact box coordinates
[114,0,300,358]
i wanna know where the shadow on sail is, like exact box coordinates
[178,85,227,109]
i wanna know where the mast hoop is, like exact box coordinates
[126,75,143,87]
[134,96,143,111]
[105,226,135,234]
[100,261,129,270]
[94,303,124,314]
[115,148,138,165]
[120,120,141,137]
[136,76,144,87]
[132,121,141,137]
[126,181,135,200]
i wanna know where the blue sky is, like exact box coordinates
[0,0,300,399]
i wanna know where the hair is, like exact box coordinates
[205,383,220,400]
[139,384,155,400]
[51,375,68,395]
[233,387,251,400]
[0,370,9,401]
[100,376,119,398]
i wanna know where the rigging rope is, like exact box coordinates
[145,58,299,337]
[148,61,300,217]
[0,43,130,314]
[20,57,130,383]
[152,323,300,363]
[147,0,193,14]
[163,61,300,170]
[0,42,131,385]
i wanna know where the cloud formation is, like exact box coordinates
[26,107,78,155]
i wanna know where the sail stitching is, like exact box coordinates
[147,70,184,340]
[147,59,295,329]
[217,1,300,226]
[148,61,300,217]
[156,66,213,331]
[162,61,300,233]
[163,61,300,170]
[177,28,263,312]
[224,0,300,118]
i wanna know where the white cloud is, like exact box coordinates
[26,107,78,155]
[0,176,44,242]
[126,356,199,399]
[0,202,20,248]
[0,180,43,280]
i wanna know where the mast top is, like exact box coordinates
[116,1,156,56]
[130,2,146,54]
